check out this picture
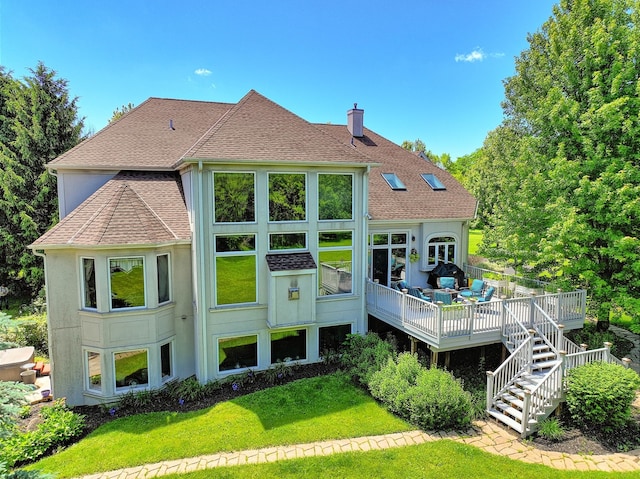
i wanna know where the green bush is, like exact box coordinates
[369,352,473,431]
[13,315,48,357]
[566,361,640,433]
[566,321,632,359]
[1,400,85,467]
[340,333,395,385]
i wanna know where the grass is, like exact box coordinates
[155,441,636,479]
[469,229,482,255]
[27,373,411,478]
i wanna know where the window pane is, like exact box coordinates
[271,329,306,363]
[319,324,351,354]
[373,234,388,245]
[319,231,352,248]
[157,254,170,304]
[216,256,257,305]
[110,258,145,309]
[391,234,407,245]
[269,173,306,221]
[215,235,256,252]
[114,350,148,388]
[318,249,352,295]
[82,258,97,309]
[214,172,255,223]
[428,245,436,265]
[421,173,446,190]
[381,173,406,190]
[87,351,101,392]
[319,174,352,220]
[161,343,172,380]
[269,233,306,250]
[219,336,258,371]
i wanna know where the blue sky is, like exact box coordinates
[1,1,556,159]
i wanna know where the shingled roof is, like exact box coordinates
[315,124,477,221]
[31,172,191,248]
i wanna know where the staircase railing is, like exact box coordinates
[521,360,564,434]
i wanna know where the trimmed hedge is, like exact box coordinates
[340,333,395,385]
[369,352,473,430]
[566,361,640,433]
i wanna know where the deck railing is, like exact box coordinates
[486,332,533,410]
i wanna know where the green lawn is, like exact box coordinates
[469,229,482,255]
[157,441,635,479]
[27,373,411,478]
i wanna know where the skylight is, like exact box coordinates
[381,173,406,190]
[421,173,446,190]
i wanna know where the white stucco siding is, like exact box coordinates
[55,170,118,219]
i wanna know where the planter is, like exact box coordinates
[514,285,544,297]
[20,369,36,384]
[483,277,508,293]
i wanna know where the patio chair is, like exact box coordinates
[476,286,496,303]
[433,290,453,305]
[397,280,409,290]
[459,279,485,298]
[438,276,456,290]
[408,287,431,302]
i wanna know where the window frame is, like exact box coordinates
[214,234,258,306]
[318,231,354,297]
[217,334,259,373]
[318,173,354,221]
[268,232,307,252]
[270,328,307,364]
[424,234,458,270]
[421,173,446,190]
[213,171,257,224]
[268,172,307,223]
[81,257,97,310]
[85,350,102,393]
[109,256,146,311]
[381,173,406,190]
[160,341,174,383]
[157,253,171,305]
[113,348,149,391]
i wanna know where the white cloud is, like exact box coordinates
[455,49,485,63]
[194,68,212,76]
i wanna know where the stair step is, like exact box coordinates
[495,400,524,421]
[533,343,550,352]
[501,393,524,409]
[488,409,524,433]
[532,359,559,370]
[533,351,556,361]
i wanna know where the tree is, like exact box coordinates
[478,0,640,322]
[0,63,84,296]
[109,102,135,123]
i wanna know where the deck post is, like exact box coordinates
[431,349,439,366]
[444,351,451,369]
[522,389,532,437]
[556,324,564,351]
[604,342,612,362]
[409,335,418,354]
[486,370,494,410]
[401,289,408,327]
[622,357,632,368]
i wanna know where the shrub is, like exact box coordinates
[13,315,48,357]
[1,400,85,467]
[165,376,205,402]
[566,361,640,433]
[369,352,473,430]
[566,321,632,359]
[340,333,395,385]
[263,361,297,386]
[537,417,564,442]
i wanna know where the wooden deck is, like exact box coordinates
[365,280,586,353]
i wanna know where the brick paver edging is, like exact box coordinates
[72,421,640,479]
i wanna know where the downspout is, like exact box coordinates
[195,160,208,382]
[360,165,371,334]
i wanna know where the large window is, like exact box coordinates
[157,254,170,304]
[319,173,353,220]
[161,342,172,381]
[426,235,457,268]
[114,349,148,389]
[218,335,258,372]
[82,258,97,309]
[110,257,145,309]
[271,329,306,363]
[269,232,306,251]
[215,235,257,305]
[369,232,408,286]
[269,173,306,222]
[86,351,101,392]
[318,231,353,295]
[319,324,351,354]
[214,172,255,223]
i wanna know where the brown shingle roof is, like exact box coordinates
[315,124,477,221]
[49,98,233,170]
[265,252,317,272]
[182,90,374,166]
[30,172,190,248]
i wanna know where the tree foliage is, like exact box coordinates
[109,102,135,123]
[476,0,640,320]
[0,63,84,296]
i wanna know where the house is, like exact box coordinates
[30,90,478,406]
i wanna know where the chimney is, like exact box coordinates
[347,103,364,138]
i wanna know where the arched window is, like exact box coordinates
[425,235,457,269]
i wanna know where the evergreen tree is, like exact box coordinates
[0,63,84,296]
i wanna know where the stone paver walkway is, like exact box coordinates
[75,420,640,478]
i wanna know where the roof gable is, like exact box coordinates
[183,90,374,166]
